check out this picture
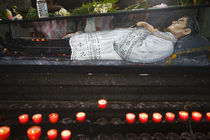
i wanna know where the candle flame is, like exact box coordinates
[77,112,85,117]
[140,113,148,118]
[98,99,107,105]
[127,113,135,119]
[62,130,71,136]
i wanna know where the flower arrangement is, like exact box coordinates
[0,5,23,20]
[71,0,119,15]
[93,3,113,13]
[125,0,149,10]
[25,7,39,20]
[0,0,157,21]
[55,8,70,16]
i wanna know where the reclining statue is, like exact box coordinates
[67,16,207,63]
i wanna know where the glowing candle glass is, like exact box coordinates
[206,112,210,122]
[165,112,175,123]
[139,113,148,123]
[126,113,135,124]
[49,113,59,124]
[61,130,71,140]
[76,112,86,123]
[192,112,202,122]
[98,99,107,109]
[179,111,189,121]
[27,126,41,140]
[47,129,57,140]
[153,113,162,123]
[32,114,42,124]
[19,114,29,124]
[0,126,10,140]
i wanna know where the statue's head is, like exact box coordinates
[168,16,199,39]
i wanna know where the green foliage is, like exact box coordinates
[71,0,119,15]
[49,12,56,17]
[70,3,93,15]
[11,5,20,16]
[125,0,149,10]
[25,7,38,20]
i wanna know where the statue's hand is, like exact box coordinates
[136,21,147,28]
[136,21,157,33]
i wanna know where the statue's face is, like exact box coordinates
[168,17,191,39]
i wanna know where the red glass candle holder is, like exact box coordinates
[139,113,148,123]
[19,114,29,124]
[98,99,107,109]
[179,111,189,121]
[47,129,57,140]
[76,112,86,123]
[49,113,59,124]
[0,126,10,140]
[165,112,175,123]
[192,112,202,122]
[153,113,162,123]
[32,114,42,124]
[27,126,41,140]
[61,130,71,140]
[126,113,135,124]
[206,112,210,122]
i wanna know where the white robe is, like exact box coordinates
[69,28,177,63]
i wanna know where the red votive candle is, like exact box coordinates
[139,113,148,123]
[61,130,71,140]
[47,129,57,140]
[126,113,135,124]
[32,114,42,124]
[27,126,41,140]
[19,114,29,124]
[153,113,162,123]
[76,112,86,123]
[98,99,107,109]
[192,112,202,122]
[165,112,175,123]
[179,111,189,121]
[49,113,59,124]
[206,112,210,122]
[0,126,10,140]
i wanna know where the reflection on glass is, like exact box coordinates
[0,2,209,66]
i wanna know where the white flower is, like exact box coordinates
[97,4,102,8]
[12,14,22,20]
[103,7,108,13]
[57,8,70,16]
[103,4,107,7]
[6,9,13,20]
[94,8,99,13]
[65,11,70,16]
[93,4,96,7]
[107,3,112,9]
[99,8,103,13]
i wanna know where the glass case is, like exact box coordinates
[0,2,210,139]
[0,4,209,66]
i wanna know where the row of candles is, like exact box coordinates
[0,99,107,140]
[126,111,210,124]
[18,111,210,126]
[18,112,86,125]
[0,126,71,140]
[1,99,210,140]
[1,112,210,140]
